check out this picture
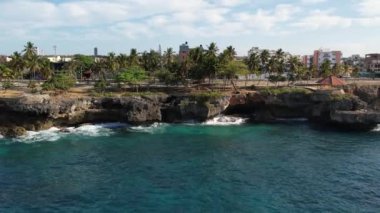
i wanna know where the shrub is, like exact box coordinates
[260,87,311,96]
[2,81,14,91]
[155,69,177,85]
[42,72,76,91]
[94,79,108,93]
[192,91,223,104]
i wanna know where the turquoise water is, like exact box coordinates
[0,121,380,212]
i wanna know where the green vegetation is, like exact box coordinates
[2,81,14,91]
[42,72,76,91]
[191,91,224,104]
[1,41,365,96]
[330,93,354,101]
[259,87,312,95]
[116,66,147,92]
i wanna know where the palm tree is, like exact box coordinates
[23,41,37,60]
[26,54,41,81]
[39,58,52,80]
[260,49,270,78]
[224,45,236,62]
[244,52,261,85]
[128,48,139,67]
[163,48,175,68]
[8,52,25,79]
[320,60,332,78]
[205,42,219,84]
[117,54,129,69]
[106,52,119,77]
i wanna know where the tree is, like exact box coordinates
[320,60,332,77]
[163,48,175,68]
[0,64,15,91]
[8,52,25,79]
[288,56,307,84]
[39,57,52,80]
[22,42,39,81]
[141,50,160,73]
[117,54,129,69]
[244,51,261,85]
[23,41,36,61]
[260,49,270,75]
[204,42,219,83]
[116,66,147,92]
[332,63,344,76]
[65,54,94,80]
[128,48,139,67]
[220,60,248,91]
[105,52,119,77]
[26,54,41,81]
[42,71,76,91]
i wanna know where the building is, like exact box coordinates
[179,42,190,62]
[94,47,98,57]
[301,55,313,68]
[342,54,364,71]
[313,49,342,69]
[364,54,380,72]
[0,55,7,64]
[44,55,73,63]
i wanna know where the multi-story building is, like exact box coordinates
[179,42,190,62]
[343,54,364,70]
[301,55,313,68]
[313,49,342,69]
[364,54,380,72]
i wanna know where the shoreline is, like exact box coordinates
[0,85,379,137]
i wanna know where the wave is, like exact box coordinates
[203,115,248,126]
[372,125,380,132]
[14,123,127,144]
[127,123,168,133]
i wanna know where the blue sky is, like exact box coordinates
[0,0,379,56]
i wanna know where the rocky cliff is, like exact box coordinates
[0,85,379,137]
[226,86,380,130]
[0,94,230,137]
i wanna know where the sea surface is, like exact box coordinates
[0,117,380,212]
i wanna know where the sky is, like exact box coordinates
[0,0,379,57]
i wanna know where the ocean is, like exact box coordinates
[1,117,380,212]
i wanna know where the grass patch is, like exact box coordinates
[122,91,166,97]
[259,87,311,96]
[191,91,224,104]
[330,93,354,101]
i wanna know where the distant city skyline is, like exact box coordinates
[0,0,379,56]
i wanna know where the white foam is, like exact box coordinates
[14,123,125,144]
[15,127,61,143]
[372,125,380,132]
[128,123,168,133]
[203,115,247,126]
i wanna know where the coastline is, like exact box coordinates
[0,84,379,138]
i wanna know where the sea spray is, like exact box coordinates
[203,115,248,126]
[14,123,127,143]
[372,124,380,132]
[127,123,168,133]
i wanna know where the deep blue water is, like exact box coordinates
[0,121,380,212]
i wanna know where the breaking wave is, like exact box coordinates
[127,123,168,133]
[14,123,128,144]
[372,125,380,132]
[203,115,248,126]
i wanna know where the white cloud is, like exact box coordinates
[293,10,352,30]
[358,0,380,16]
[300,0,327,4]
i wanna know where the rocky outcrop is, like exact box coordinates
[226,86,380,130]
[161,95,230,122]
[0,93,230,137]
